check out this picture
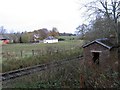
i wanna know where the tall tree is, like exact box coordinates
[76,24,88,39]
[49,27,59,37]
[21,32,31,43]
[80,0,119,40]
[85,16,116,41]
[34,28,49,40]
[117,1,120,45]
[117,1,120,72]
[0,26,6,34]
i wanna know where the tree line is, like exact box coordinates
[6,27,59,43]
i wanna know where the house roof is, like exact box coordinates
[82,38,114,50]
[44,36,57,40]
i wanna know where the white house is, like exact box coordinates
[43,36,58,43]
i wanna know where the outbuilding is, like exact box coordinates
[0,35,9,44]
[43,36,58,43]
[82,38,118,71]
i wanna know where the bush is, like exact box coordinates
[58,38,65,41]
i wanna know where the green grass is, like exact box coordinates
[2,40,83,54]
[2,40,83,59]
[2,40,83,72]
[58,36,79,41]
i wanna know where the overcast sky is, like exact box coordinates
[0,0,89,33]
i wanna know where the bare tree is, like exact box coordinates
[117,1,120,72]
[76,24,88,39]
[81,0,119,23]
[117,1,120,44]
[0,26,6,34]
[80,0,119,43]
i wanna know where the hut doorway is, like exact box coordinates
[92,52,100,65]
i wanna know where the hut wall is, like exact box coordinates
[83,43,111,70]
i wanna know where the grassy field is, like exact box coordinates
[2,40,82,56]
[58,36,79,41]
[2,40,84,72]
[2,40,83,60]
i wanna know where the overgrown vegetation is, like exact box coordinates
[2,59,83,88]
[84,64,119,88]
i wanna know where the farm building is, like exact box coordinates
[0,35,9,44]
[82,38,118,71]
[43,36,58,43]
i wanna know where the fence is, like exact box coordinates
[2,47,83,60]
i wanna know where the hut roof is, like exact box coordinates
[83,38,114,50]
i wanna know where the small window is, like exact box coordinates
[92,52,99,65]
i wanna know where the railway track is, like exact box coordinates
[1,56,83,81]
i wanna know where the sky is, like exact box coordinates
[0,0,89,34]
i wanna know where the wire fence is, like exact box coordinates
[2,47,83,60]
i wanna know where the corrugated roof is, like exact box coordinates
[83,38,114,50]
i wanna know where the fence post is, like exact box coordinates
[80,74,85,88]
[21,50,23,57]
[57,49,59,53]
[32,50,34,56]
